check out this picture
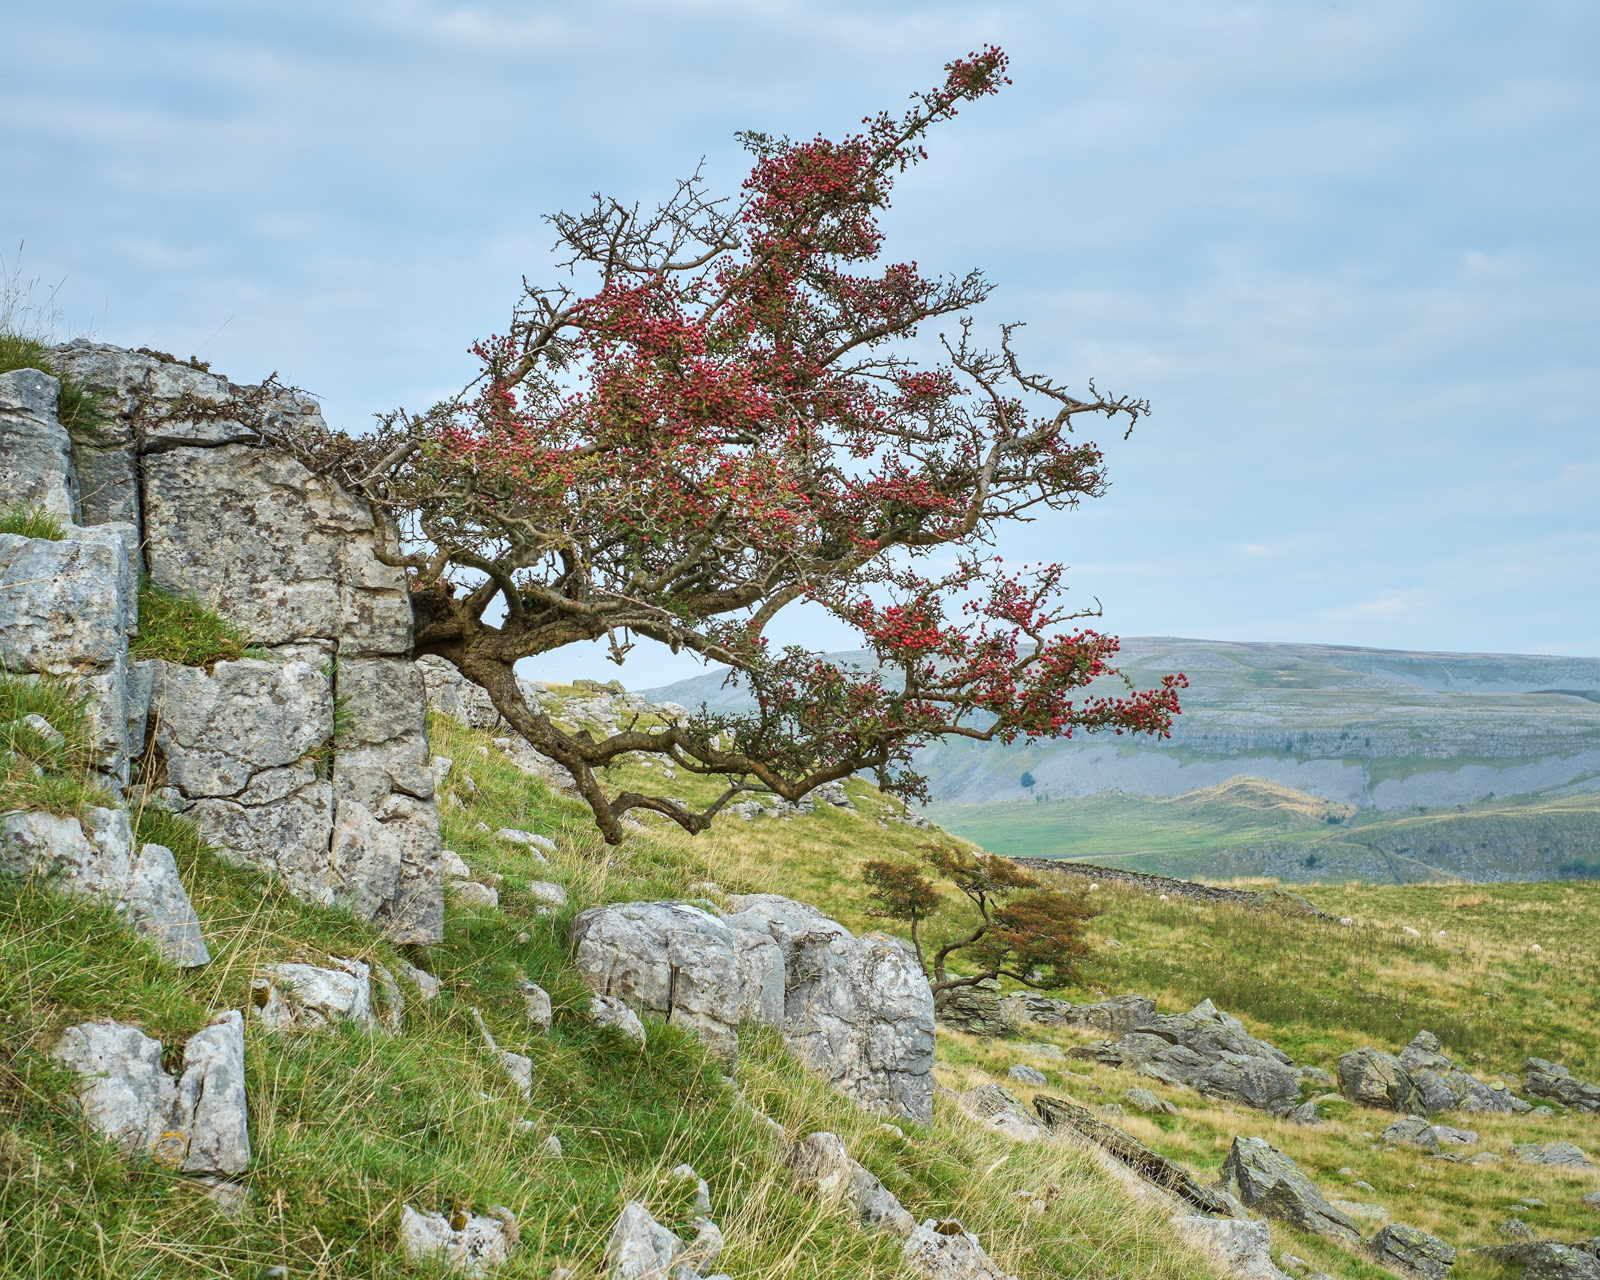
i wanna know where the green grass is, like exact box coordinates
[0,667,113,818]
[131,578,248,667]
[0,705,1216,1280]
[0,506,67,541]
[0,332,103,436]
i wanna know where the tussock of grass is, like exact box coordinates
[131,578,248,667]
[0,331,103,435]
[0,667,111,818]
[0,505,67,541]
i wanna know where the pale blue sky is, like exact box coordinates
[4,1,1596,686]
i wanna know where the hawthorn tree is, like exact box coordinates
[863,848,1100,996]
[270,47,1186,844]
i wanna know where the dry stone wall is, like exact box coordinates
[1,342,443,944]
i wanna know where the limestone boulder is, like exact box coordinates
[253,958,377,1031]
[935,982,1014,1037]
[1399,1031,1521,1114]
[590,994,647,1049]
[1369,1224,1457,1280]
[902,1218,1018,1280]
[1217,1136,1362,1246]
[1474,1240,1600,1280]
[1339,1047,1424,1114]
[572,900,784,1061]
[784,1131,915,1237]
[52,1011,250,1176]
[0,368,75,517]
[2,809,208,966]
[725,893,936,1123]
[959,1083,1050,1143]
[399,1205,515,1276]
[1512,1142,1595,1169]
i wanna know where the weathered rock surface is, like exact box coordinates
[2,808,208,966]
[960,1083,1050,1143]
[1008,1064,1046,1086]
[902,1218,1018,1280]
[52,1012,250,1175]
[571,900,783,1061]
[1512,1142,1595,1169]
[1073,998,1298,1114]
[1370,1224,1457,1279]
[0,368,75,517]
[252,958,377,1031]
[935,981,1013,1037]
[1170,1216,1290,1280]
[471,1008,532,1098]
[602,1200,724,1280]
[1399,1031,1522,1114]
[1217,1136,1361,1246]
[399,1205,515,1276]
[0,524,134,778]
[1474,1239,1600,1280]
[1126,1086,1179,1116]
[784,1131,915,1237]
[1523,1058,1600,1114]
[1003,991,1155,1034]
[1338,1046,1425,1114]
[590,994,647,1049]
[725,893,935,1123]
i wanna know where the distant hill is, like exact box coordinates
[645,637,1600,882]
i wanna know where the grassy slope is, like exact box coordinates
[0,697,1213,1280]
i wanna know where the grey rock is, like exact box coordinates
[0,526,134,776]
[1431,1124,1477,1145]
[372,963,404,1033]
[526,880,568,910]
[399,1205,513,1276]
[1338,1047,1424,1114]
[902,1218,1018,1280]
[0,368,75,517]
[726,893,935,1123]
[1073,999,1299,1114]
[1007,1064,1047,1086]
[52,1013,250,1176]
[253,958,377,1031]
[1513,1142,1595,1169]
[1288,1100,1323,1126]
[1369,1224,1457,1280]
[936,982,1014,1037]
[416,654,502,729]
[2,809,207,966]
[961,1083,1051,1143]
[784,1131,915,1237]
[589,994,647,1049]
[572,900,782,1061]
[1125,1086,1179,1116]
[601,1202,688,1280]
[174,1012,251,1175]
[1584,1191,1600,1211]
[1218,1136,1362,1246]
[1006,992,1154,1033]
[1500,1220,1539,1241]
[670,1162,713,1217]
[1331,1198,1391,1228]
[399,960,440,1001]
[450,879,500,910]
[1524,1058,1600,1114]
[519,980,552,1032]
[1385,1115,1442,1152]
[495,827,555,853]
[1397,1031,1519,1114]
[141,441,411,655]
[1170,1216,1289,1280]
[1298,1065,1336,1087]
[1474,1241,1600,1280]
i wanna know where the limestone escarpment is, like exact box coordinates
[1,343,443,944]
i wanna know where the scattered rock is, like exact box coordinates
[1008,1064,1047,1086]
[1217,1136,1362,1246]
[1024,1043,1067,1062]
[372,963,404,1033]
[1513,1142,1595,1169]
[399,1205,515,1276]
[1369,1224,1457,1280]
[589,994,647,1050]
[495,828,555,856]
[1384,1115,1442,1152]
[52,1012,251,1176]
[1338,1047,1424,1114]
[1467,1152,1503,1167]
[451,880,500,910]
[602,1200,722,1280]
[670,1163,713,1217]
[526,880,568,910]
[960,1083,1051,1143]
[252,958,377,1031]
[1400,1031,1523,1114]
[1474,1240,1600,1280]
[1583,1191,1600,1211]
[1073,998,1299,1114]
[1288,1101,1322,1126]
[470,1008,532,1098]
[1170,1215,1290,1280]
[784,1131,915,1237]
[935,982,1014,1037]
[1500,1220,1538,1241]
[519,980,552,1033]
[1126,1087,1179,1117]
[1523,1058,1600,1114]
[400,960,440,1000]
[1297,1065,1336,1087]
[902,1218,1018,1280]
[542,1134,563,1157]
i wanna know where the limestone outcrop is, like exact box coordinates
[1217,1136,1361,1246]
[0,343,446,943]
[399,1205,517,1276]
[1522,1058,1600,1114]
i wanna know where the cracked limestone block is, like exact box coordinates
[253,957,378,1031]
[331,657,443,944]
[399,1206,516,1277]
[51,1011,250,1176]
[0,524,135,779]
[1,808,208,966]
[0,368,76,518]
[572,900,784,1062]
[140,441,411,655]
